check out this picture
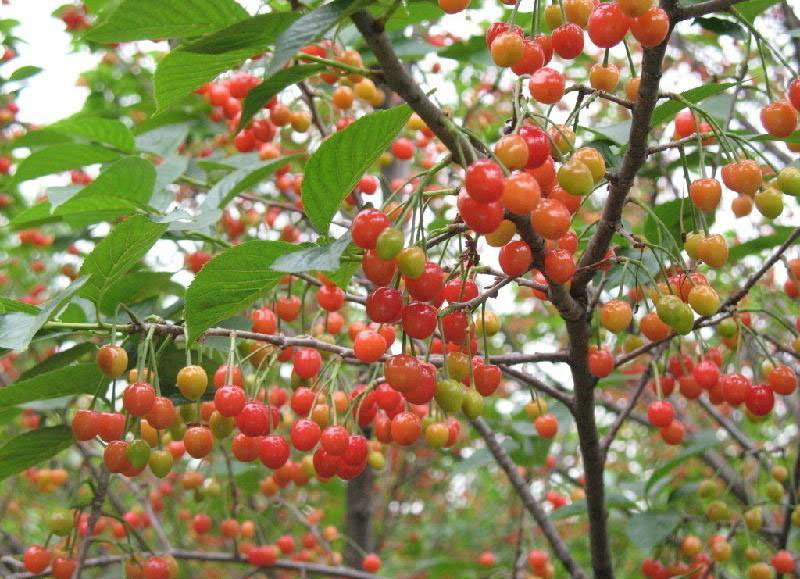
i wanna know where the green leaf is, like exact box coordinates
[326,260,360,289]
[79,215,169,305]
[382,0,443,32]
[693,16,745,37]
[268,0,364,75]
[728,226,800,263]
[550,493,636,520]
[135,123,192,157]
[99,271,181,315]
[185,240,302,340]
[50,115,135,152]
[201,153,304,210]
[0,297,39,315]
[8,65,42,81]
[735,0,780,22]
[439,35,491,65]
[239,64,325,130]
[12,129,73,149]
[650,83,736,127]
[302,104,412,233]
[0,277,90,352]
[12,143,121,184]
[272,233,353,273]
[18,343,95,381]
[644,198,714,249]
[154,12,297,112]
[645,431,720,495]
[0,426,74,483]
[0,363,103,410]
[585,120,632,146]
[85,0,249,43]
[626,510,682,552]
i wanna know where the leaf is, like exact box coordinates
[645,431,720,495]
[728,226,800,263]
[650,83,736,127]
[18,343,95,381]
[79,215,169,305]
[735,0,780,22]
[201,154,304,210]
[273,233,353,273]
[12,143,121,184]
[0,426,74,483]
[585,120,632,146]
[135,122,192,157]
[0,277,90,352]
[693,16,745,37]
[326,260,360,289]
[382,0,443,32]
[0,297,39,315]
[439,35,491,65]
[643,198,714,249]
[185,240,302,340]
[0,363,103,410]
[154,12,297,112]
[50,115,135,152]
[268,0,364,75]
[550,493,636,520]
[99,271,181,314]
[626,510,682,551]
[239,64,325,130]
[8,65,42,81]
[302,104,412,233]
[85,0,249,43]
[12,129,72,149]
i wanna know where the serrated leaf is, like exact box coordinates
[99,271,181,315]
[135,122,192,157]
[0,277,90,352]
[239,64,325,130]
[154,13,297,112]
[185,240,302,340]
[12,143,121,184]
[8,65,42,81]
[302,104,412,233]
[0,297,39,315]
[728,226,800,263]
[273,233,353,273]
[50,115,135,152]
[85,0,249,43]
[0,363,104,410]
[626,510,681,551]
[79,215,169,305]
[268,0,364,75]
[0,426,74,482]
[201,153,303,210]
[650,83,735,127]
[18,343,95,381]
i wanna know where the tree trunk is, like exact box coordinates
[344,466,374,567]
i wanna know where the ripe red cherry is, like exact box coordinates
[441,310,469,343]
[192,513,212,534]
[499,240,533,276]
[405,262,445,301]
[248,545,279,566]
[442,279,479,303]
[647,400,674,428]
[145,396,176,430]
[291,418,322,451]
[768,365,797,395]
[291,387,315,415]
[214,385,247,417]
[260,435,290,469]
[532,198,571,240]
[23,545,51,573]
[321,425,349,456]
[391,412,422,445]
[518,125,550,168]
[465,159,505,203]
[789,78,800,110]
[529,67,566,104]
[362,553,382,572]
[544,248,576,284]
[276,295,301,321]
[352,209,390,249]
[313,447,340,477]
[771,550,795,573]
[745,384,774,416]
[363,250,397,286]
[236,402,270,437]
[402,302,438,339]
[511,38,545,75]
[692,360,720,389]
[214,364,244,388]
[51,556,77,579]
[343,434,369,465]
[123,382,156,417]
[588,349,614,378]
[366,287,403,323]
[456,191,504,234]
[72,409,99,441]
[552,23,584,59]
[97,412,126,442]
[232,433,261,462]
[630,7,669,48]
[587,2,631,48]
[392,137,415,160]
[385,354,421,392]
[404,362,437,404]
[761,101,798,138]
[184,426,213,458]
[317,284,345,312]
[721,373,750,406]
[251,307,277,334]
[293,348,322,379]
[660,419,685,445]
[143,556,171,579]
[353,330,388,363]
[474,363,502,396]
[486,22,523,48]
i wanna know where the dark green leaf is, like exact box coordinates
[0,363,104,410]
[185,240,302,340]
[626,510,682,551]
[85,0,249,43]
[693,16,745,37]
[301,104,412,233]
[12,143,121,184]
[0,426,74,482]
[79,215,169,305]
[239,64,325,130]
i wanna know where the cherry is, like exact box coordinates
[402,301,438,339]
[391,411,422,445]
[184,426,213,458]
[745,383,774,416]
[490,31,524,67]
[544,248,576,284]
[293,348,322,379]
[405,261,445,301]
[317,284,345,311]
[385,354,421,393]
[502,171,541,215]
[518,125,550,168]
[214,364,244,388]
[587,2,631,47]
[404,362,437,404]
[97,344,128,378]
[474,363,502,396]
[529,67,566,104]
[552,23,584,59]
[531,198,571,240]
[392,137,415,160]
[366,287,403,323]
[630,7,669,48]
[342,434,368,465]
[589,63,620,92]
[600,300,632,333]
[248,545,279,567]
[534,414,558,438]
[362,553,382,572]
[647,400,674,428]
[176,365,208,401]
[145,397,177,430]
[123,382,156,417]
[660,419,685,445]
[771,550,795,573]
[456,191,504,234]
[251,307,277,334]
[353,330,387,363]
[313,447,340,477]
[499,240,533,276]
[236,402,270,437]
[143,556,171,579]
[320,425,349,456]
[441,310,469,343]
[396,246,426,279]
[768,365,797,395]
[352,209,390,249]
[721,159,762,195]
[363,250,397,286]
[692,361,720,390]
[442,279,479,303]
[376,227,404,260]
[291,418,322,451]
[72,409,99,441]
[215,385,247,417]
[761,101,798,138]
[486,22,523,49]
[260,435,290,469]
[51,556,77,579]
[588,349,614,378]
[97,412,126,442]
[104,440,132,473]
[23,545,51,573]
[465,159,505,203]
[511,38,545,75]
[721,373,750,406]
[689,177,721,212]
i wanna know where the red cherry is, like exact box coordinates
[405,262,445,301]
[474,363,502,396]
[442,279,479,303]
[745,384,774,416]
[320,425,349,456]
[260,435,290,469]
[588,349,614,378]
[353,330,388,363]
[290,418,322,451]
[465,159,505,203]
[518,125,550,168]
[551,23,584,59]
[456,191,504,234]
[587,2,631,48]
[123,382,156,417]
[352,209,390,249]
[251,307,277,334]
[647,400,674,428]
[366,287,403,323]
[499,240,533,276]
[720,373,750,406]
[317,284,345,312]
[23,545,51,573]
[342,434,368,465]
[402,302,438,339]
[215,385,247,417]
[236,402,270,437]
[293,348,322,379]
[313,447,340,477]
[692,361,720,390]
